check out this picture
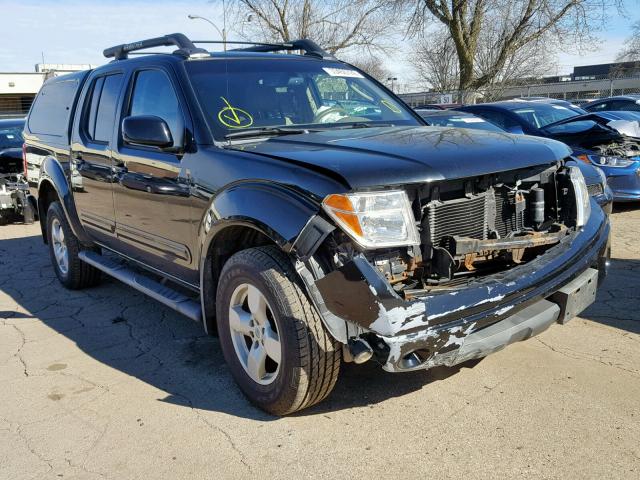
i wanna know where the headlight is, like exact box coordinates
[586,154,633,168]
[322,190,420,248]
[569,166,591,228]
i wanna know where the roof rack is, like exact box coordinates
[223,39,336,60]
[103,33,336,61]
[103,33,209,60]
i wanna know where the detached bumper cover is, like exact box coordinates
[314,201,610,372]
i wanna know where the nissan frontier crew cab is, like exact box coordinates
[25,34,611,415]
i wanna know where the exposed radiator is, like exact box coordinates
[424,189,526,246]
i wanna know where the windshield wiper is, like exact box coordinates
[224,127,313,140]
[332,122,396,130]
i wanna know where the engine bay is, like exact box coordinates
[326,163,580,298]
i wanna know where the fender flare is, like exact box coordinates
[38,156,93,246]
[197,181,333,332]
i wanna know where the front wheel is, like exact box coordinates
[216,246,340,415]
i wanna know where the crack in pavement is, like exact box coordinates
[170,390,253,473]
[535,337,639,377]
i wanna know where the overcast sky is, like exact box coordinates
[2,0,637,87]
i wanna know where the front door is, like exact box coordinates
[71,72,124,245]
[112,68,195,284]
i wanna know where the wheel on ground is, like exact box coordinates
[216,245,341,415]
[46,201,101,289]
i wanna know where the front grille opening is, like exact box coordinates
[364,165,576,298]
[413,166,572,292]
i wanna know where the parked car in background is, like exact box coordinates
[0,118,35,224]
[583,95,640,112]
[571,98,601,106]
[414,103,462,112]
[419,107,612,212]
[416,110,504,132]
[515,97,584,113]
[460,101,640,202]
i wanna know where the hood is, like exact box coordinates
[230,126,570,189]
[544,112,640,138]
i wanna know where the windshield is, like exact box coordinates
[186,58,420,139]
[512,104,579,128]
[0,125,23,150]
[422,113,504,132]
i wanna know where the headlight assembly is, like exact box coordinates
[569,166,591,228]
[322,190,420,248]
[584,154,633,168]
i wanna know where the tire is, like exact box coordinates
[216,246,341,415]
[46,201,101,289]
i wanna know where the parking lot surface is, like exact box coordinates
[1,208,639,480]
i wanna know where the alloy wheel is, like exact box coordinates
[228,283,282,385]
[51,218,69,275]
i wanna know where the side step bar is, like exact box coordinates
[79,250,202,322]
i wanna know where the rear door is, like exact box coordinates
[71,71,124,244]
[111,67,195,284]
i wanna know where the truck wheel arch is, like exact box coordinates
[197,182,323,334]
[37,157,92,246]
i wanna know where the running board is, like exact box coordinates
[79,250,202,322]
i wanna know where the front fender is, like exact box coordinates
[38,157,93,246]
[197,181,326,333]
[199,181,320,260]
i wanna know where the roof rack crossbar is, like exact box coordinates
[194,39,336,60]
[103,33,209,60]
[232,39,336,60]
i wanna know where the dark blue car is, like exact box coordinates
[583,95,640,113]
[460,101,639,202]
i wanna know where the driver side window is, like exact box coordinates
[128,69,184,147]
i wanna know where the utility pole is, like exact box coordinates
[387,76,398,93]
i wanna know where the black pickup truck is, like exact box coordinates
[25,34,610,415]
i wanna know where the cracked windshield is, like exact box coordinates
[186,58,420,138]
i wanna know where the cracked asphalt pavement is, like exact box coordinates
[1,207,639,480]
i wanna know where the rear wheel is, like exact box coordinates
[216,246,340,415]
[46,201,101,289]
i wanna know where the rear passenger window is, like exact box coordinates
[128,70,183,145]
[28,79,78,137]
[84,73,123,143]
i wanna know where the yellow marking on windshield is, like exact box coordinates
[218,97,254,129]
[381,99,402,114]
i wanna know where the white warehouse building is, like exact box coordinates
[0,64,96,117]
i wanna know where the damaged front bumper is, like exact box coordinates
[312,201,610,372]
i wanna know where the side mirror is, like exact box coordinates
[122,115,173,149]
[506,125,524,135]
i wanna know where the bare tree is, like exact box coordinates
[407,0,617,94]
[230,0,398,55]
[345,55,392,82]
[411,25,556,97]
[617,21,640,62]
[410,29,461,91]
